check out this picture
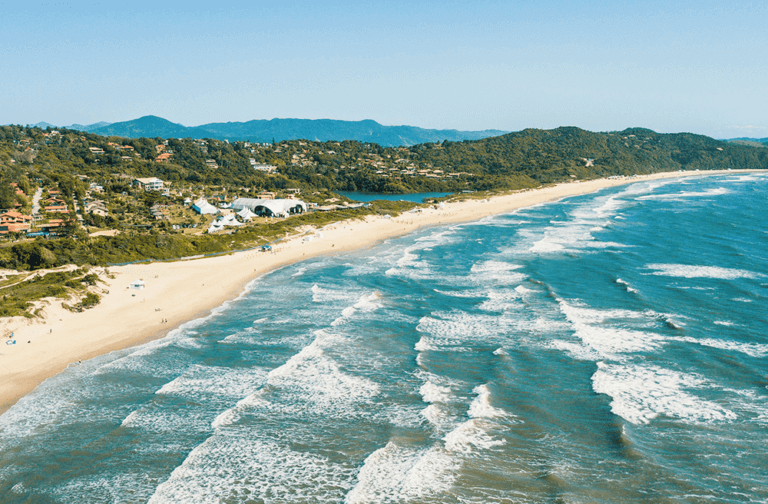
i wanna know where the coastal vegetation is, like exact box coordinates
[1,122,767,317]
[0,268,101,318]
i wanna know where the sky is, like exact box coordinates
[1,0,766,138]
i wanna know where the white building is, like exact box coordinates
[133,177,164,191]
[231,198,307,218]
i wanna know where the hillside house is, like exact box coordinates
[133,177,165,191]
[42,198,68,213]
[0,211,32,234]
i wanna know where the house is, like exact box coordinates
[42,198,68,213]
[205,159,219,169]
[85,201,108,217]
[252,163,277,173]
[0,211,32,234]
[133,177,164,191]
[37,219,64,231]
[89,147,105,155]
[156,153,173,163]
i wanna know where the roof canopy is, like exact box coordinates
[232,198,307,217]
[192,199,219,215]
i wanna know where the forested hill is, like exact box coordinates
[85,116,508,147]
[2,125,767,200]
[429,126,768,185]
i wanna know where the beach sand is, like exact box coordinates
[0,170,759,414]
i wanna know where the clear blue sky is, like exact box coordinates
[1,0,766,138]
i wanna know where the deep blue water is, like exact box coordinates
[1,174,767,503]
[338,191,452,203]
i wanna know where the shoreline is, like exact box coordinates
[0,169,763,415]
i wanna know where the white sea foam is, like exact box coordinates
[470,260,526,284]
[344,443,457,504]
[547,340,601,361]
[713,320,735,327]
[558,300,665,358]
[311,284,354,302]
[420,381,453,403]
[592,362,737,425]
[155,365,267,399]
[148,436,357,504]
[514,285,535,295]
[414,336,437,352]
[416,312,503,350]
[443,419,505,453]
[291,267,307,277]
[492,348,507,356]
[264,330,380,416]
[468,385,507,419]
[646,264,765,280]
[433,288,485,298]
[478,290,522,312]
[616,278,639,293]
[637,187,730,200]
[420,404,448,427]
[669,336,768,358]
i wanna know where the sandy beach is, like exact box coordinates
[0,169,760,414]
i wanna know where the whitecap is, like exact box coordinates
[646,264,764,280]
[443,419,505,453]
[468,384,508,419]
[592,362,737,425]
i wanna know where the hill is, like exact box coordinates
[87,116,507,147]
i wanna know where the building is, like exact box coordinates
[156,153,173,163]
[86,201,109,217]
[42,198,68,213]
[0,211,32,234]
[231,198,307,218]
[133,177,165,191]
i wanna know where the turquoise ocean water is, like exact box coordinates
[1,173,767,503]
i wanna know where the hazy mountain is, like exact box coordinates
[32,121,57,129]
[66,121,112,132]
[726,137,768,148]
[85,115,508,147]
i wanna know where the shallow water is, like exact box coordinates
[2,174,767,503]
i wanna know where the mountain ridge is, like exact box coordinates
[58,115,508,147]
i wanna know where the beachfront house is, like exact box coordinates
[231,198,307,218]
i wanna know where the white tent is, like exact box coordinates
[237,207,256,221]
[129,279,145,289]
[232,198,307,217]
[193,198,219,215]
[218,214,243,227]
[207,223,224,234]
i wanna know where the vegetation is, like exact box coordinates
[0,268,101,318]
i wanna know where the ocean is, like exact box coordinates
[1,173,767,503]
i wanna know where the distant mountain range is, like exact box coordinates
[726,137,768,147]
[33,116,508,147]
